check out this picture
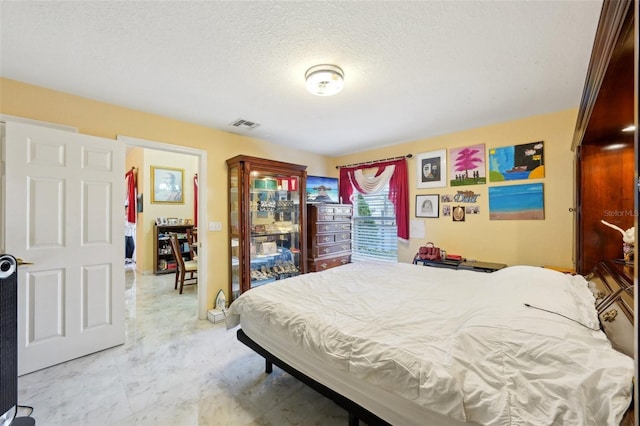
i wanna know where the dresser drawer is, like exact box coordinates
[314,223,352,233]
[312,232,351,245]
[316,205,353,216]
[317,214,352,222]
[586,261,633,311]
[311,242,351,258]
[309,254,351,272]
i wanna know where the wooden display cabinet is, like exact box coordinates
[226,155,307,302]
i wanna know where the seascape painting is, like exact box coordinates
[306,175,339,203]
[488,183,544,220]
[488,141,544,182]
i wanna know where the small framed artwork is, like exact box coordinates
[151,166,184,204]
[416,194,439,218]
[449,144,486,186]
[167,217,179,225]
[416,149,446,188]
[452,205,466,222]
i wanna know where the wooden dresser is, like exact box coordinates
[586,260,635,426]
[307,204,352,272]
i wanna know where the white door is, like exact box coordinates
[3,121,125,375]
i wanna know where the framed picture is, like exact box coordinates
[167,217,179,225]
[416,194,439,218]
[151,166,184,204]
[488,141,544,182]
[449,143,486,186]
[416,149,446,188]
[452,205,466,222]
[307,175,339,203]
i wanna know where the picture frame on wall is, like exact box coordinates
[151,166,184,204]
[416,194,439,218]
[416,149,446,188]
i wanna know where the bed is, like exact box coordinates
[226,261,635,425]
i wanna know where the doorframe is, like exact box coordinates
[117,135,208,319]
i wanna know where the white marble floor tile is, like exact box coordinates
[16,269,351,426]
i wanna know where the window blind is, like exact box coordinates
[352,190,398,262]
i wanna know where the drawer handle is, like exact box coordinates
[342,235,349,240]
[320,263,327,269]
[595,291,606,299]
[602,309,618,322]
[342,225,350,230]
[323,236,331,242]
[340,259,347,264]
[341,245,348,250]
[323,226,330,231]
[323,248,330,254]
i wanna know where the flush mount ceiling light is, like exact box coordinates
[305,64,344,96]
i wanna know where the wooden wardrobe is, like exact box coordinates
[573,0,637,275]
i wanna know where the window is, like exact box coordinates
[351,186,398,262]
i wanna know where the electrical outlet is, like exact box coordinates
[209,221,223,231]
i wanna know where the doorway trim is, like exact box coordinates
[117,135,208,319]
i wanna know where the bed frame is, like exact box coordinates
[236,328,390,426]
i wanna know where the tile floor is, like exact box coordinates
[17,269,349,426]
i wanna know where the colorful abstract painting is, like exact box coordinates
[488,141,544,182]
[449,144,486,186]
[488,183,544,220]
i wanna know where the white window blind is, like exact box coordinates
[351,188,398,262]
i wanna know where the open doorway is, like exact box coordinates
[119,135,208,320]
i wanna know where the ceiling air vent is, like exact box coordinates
[229,118,260,130]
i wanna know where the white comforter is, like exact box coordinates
[227,262,634,425]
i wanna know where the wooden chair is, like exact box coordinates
[168,232,198,294]
[186,227,198,260]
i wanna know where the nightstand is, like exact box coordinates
[414,258,506,273]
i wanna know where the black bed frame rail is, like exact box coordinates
[237,329,392,426]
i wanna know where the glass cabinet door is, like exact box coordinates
[229,165,241,300]
[227,155,307,303]
[248,172,302,291]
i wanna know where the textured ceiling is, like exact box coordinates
[0,1,603,156]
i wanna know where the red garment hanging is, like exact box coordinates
[194,173,199,227]
[125,168,137,223]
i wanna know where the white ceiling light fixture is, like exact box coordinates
[305,64,344,96]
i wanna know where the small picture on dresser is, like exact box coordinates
[307,176,339,204]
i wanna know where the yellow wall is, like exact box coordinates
[1,77,334,311]
[142,149,198,274]
[332,108,577,268]
[1,77,577,311]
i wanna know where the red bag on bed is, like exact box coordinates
[418,242,441,261]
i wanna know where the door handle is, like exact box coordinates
[16,258,35,265]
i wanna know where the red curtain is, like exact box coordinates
[125,168,137,223]
[338,158,409,240]
[194,173,199,227]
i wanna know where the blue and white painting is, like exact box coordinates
[488,183,544,220]
[306,175,339,203]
